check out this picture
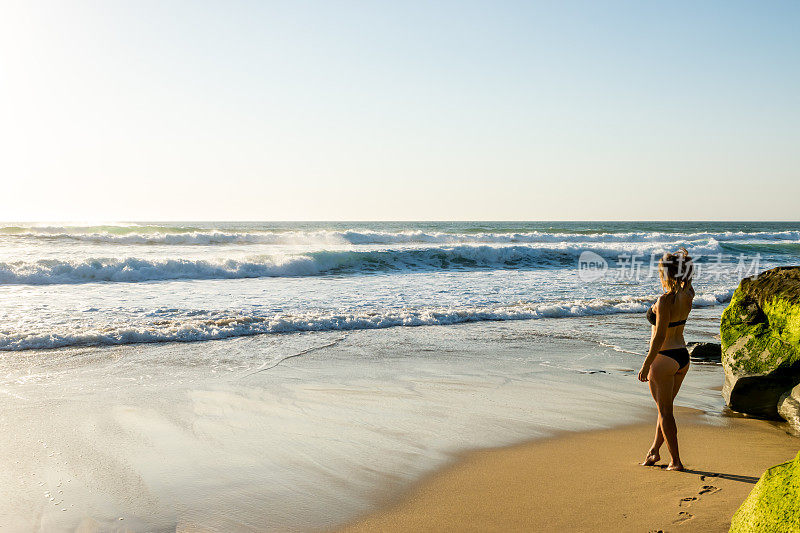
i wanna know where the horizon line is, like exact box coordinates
[2,219,800,224]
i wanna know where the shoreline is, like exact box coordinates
[337,409,797,533]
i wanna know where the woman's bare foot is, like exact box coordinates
[641,451,660,466]
[667,462,684,471]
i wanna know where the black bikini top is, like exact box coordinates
[646,306,687,328]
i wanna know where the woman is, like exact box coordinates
[638,248,694,471]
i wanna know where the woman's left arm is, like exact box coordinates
[638,296,670,382]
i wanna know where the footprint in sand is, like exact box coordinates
[679,496,697,507]
[672,483,721,524]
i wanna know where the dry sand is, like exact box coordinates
[339,409,799,532]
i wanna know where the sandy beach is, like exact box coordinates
[340,409,798,533]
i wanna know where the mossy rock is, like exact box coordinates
[730,450,800,532]
[721,266,800,419]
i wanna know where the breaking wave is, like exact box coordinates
[3,227,800,246]
[0,290,734,351]
[0,241,728,285]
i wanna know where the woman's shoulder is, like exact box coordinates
[680,285,695,300]
[655,290,688,310]
[654,293,672,310]
[675,286,694,308]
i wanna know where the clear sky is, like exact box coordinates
[1,0,798,221]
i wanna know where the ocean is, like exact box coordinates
[1,221,798,351]
[1,221,799,530]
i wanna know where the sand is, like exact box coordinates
[338,409,799,532]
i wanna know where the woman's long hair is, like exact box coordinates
[659,247,693,293]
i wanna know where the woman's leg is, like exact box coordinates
[642,421,664,465]
[642,365,687,465]
[648,356,683,470]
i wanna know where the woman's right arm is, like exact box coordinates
[638,296,669,382]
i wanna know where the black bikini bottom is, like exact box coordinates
[659,347,690,369]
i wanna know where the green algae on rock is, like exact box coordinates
[721,266,800,419]
[730,450,800,533]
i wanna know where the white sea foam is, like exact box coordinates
[4,228,800,246]
[0,290,733,351]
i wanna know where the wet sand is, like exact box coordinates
[0,319,731,530]
[339,409,798,533]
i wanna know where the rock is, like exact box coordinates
[687,342,721,362]
[721,266,800,419]
[729,450,800,532]
[778,383,800,437]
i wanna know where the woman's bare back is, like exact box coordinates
[654,286,693,351]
